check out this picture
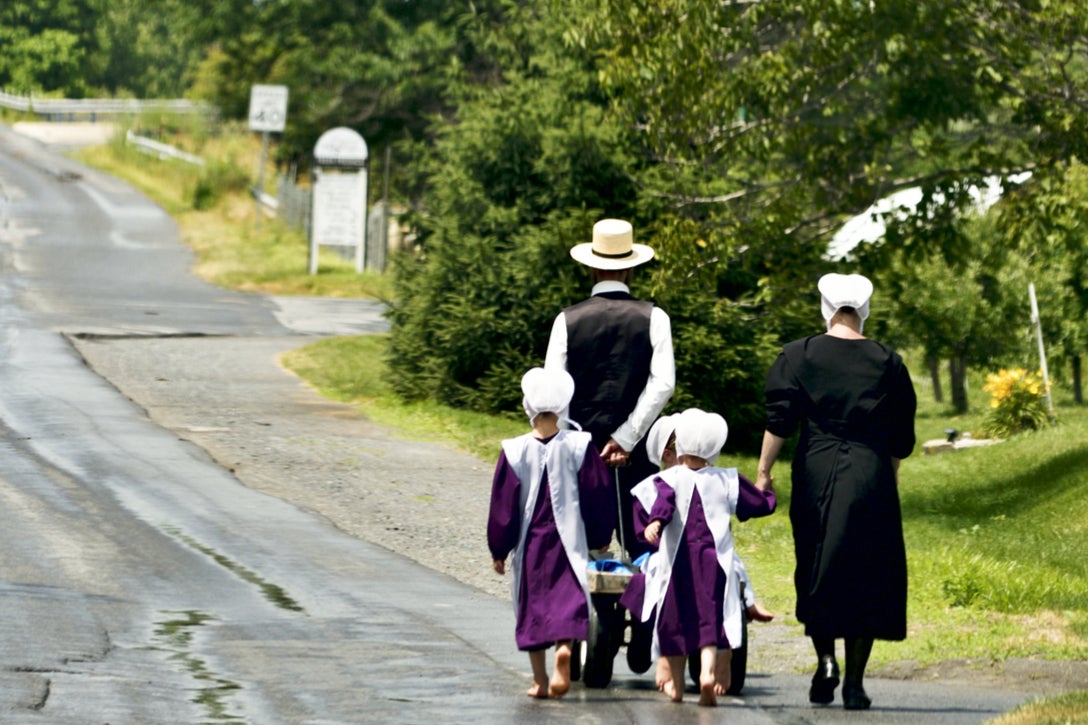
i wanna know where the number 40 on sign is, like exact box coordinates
[248,85,288,133]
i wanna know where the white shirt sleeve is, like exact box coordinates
[611,306,675,451]
[544,312,568,371]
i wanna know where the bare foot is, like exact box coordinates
[549,644,572,698]
[715,651,731,695]
[655,658,669,691]
[699,674,718,707]
[662,679,683,703]
[746,602,775,622]
[526,682,549,699]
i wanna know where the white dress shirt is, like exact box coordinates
[544,281,675,451]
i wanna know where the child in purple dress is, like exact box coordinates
[630,408,775,705]
[625,413,776,695]
[487,367,616,699]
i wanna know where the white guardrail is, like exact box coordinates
[123,133,279,217]
[123,133,282,218]
[125,130,205,166]
[0,89,210,117]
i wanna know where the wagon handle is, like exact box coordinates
[614,467,629,565]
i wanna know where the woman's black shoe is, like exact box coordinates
[808,655,840,704]
[842,681,872,710]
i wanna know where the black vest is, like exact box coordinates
[563,292,653,448]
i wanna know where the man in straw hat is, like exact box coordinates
[545,218,675,560]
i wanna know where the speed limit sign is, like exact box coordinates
[248,84,288,133]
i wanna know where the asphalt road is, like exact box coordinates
[0,123,1039,724]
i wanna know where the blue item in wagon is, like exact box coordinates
[586,558,630,573]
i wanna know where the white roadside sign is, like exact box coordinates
[248,84,289,133]
[310,169,368,273]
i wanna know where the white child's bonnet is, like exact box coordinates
[673,408,728,463]
[521,367,580,429]
[645,414,678,467]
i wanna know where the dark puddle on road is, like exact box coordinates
[153,610,243,723]
[163,526,305,613]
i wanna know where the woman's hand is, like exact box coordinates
[756,470,774,492]
[645,520,663,546]
[493,559,506,575]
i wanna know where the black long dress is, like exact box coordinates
[765,334,917,640]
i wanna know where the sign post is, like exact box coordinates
[247,84,289,230]
[1028,282,1056,422]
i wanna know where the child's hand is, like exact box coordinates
[645,520,663,546]
[493,559,506,575]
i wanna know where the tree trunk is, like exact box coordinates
[1074,354,1083,405]
[927,354,943,403]
[949,355,969,413]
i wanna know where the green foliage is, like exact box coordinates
[190,161,249,211]
[0,10,90,94]
[0,0,199,97]
[183,0,464,167]
[385,11,642,417]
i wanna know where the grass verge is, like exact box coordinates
[988,690,1088,725]
[279,335,525,461]
[72,129,393,300]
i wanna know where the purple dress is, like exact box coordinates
[487,434,615,650]
[626,472,774,655]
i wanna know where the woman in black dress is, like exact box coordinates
[756,273,917,710]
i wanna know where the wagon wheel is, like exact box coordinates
[581,595,615,688]
[726,613,748,695]
[625,617,653,675]
[570,640,583,682]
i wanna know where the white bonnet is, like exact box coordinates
[673,408,729,463]
[521,367,576,424]
[818,273,873,329]
[645,414,678,467]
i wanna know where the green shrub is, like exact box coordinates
[190,161,249,210]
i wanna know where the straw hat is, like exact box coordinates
[570,219,655,270]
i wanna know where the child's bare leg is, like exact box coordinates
[714,647,732,695]
[662,655,685,702]
[746,602,775,622]
[654,656,669,691]
[526,649,549,699]
[548,640,573,698]
[698,645,718,707]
